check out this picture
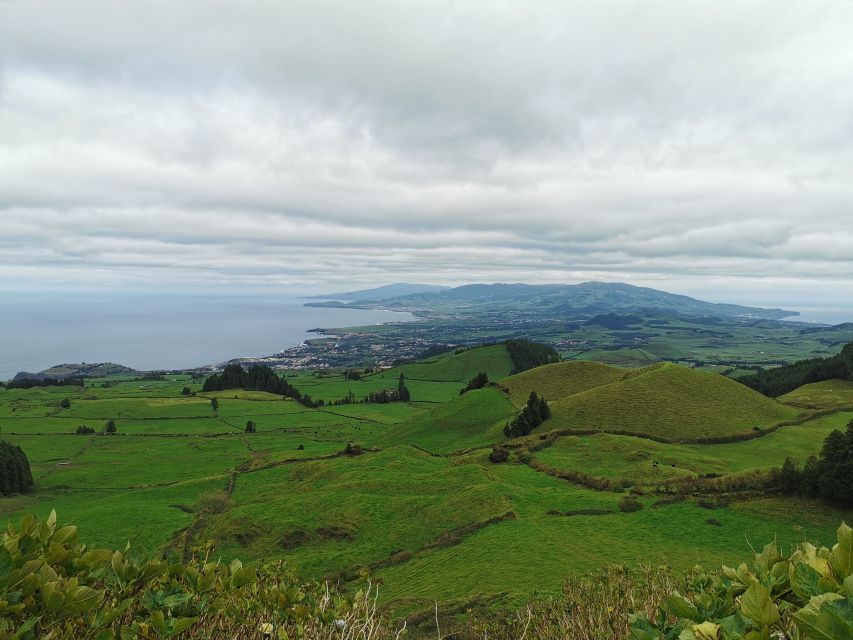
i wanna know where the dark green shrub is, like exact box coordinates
[618,496,643,512]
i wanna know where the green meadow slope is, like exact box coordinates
[501,360,627,405]
[779,378,853,410]
[384,386,516,453]
[544,362,801,441]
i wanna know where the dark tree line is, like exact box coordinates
[460,372,489,395]
[505,339,560,374]
[202,364,321,408]
[504,391,551,438]
[0,441,34,496]
[776,419,853,504]
[5,378,84,390]
[331,373,412,405]
[740,342,853,397]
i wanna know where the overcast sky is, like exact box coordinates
[1,0,852,305]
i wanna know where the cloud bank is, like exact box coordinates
[1,0,852,303]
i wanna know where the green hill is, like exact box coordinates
[386,386,516,453]
[779,378,853,410]
[545,363,801,441]
[501,360,627,405]
[377,343,513,383]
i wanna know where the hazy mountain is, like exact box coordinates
[308,281,797,320]
[308,282,450,301]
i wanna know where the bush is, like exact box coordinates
[460,371,489,395]
[0,511,388,639]
[632,522,853,640]
[344,442,364,456]
[617,496,643,512]
[60,398,71,409]
[489,445,510,463]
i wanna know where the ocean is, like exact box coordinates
[0,292,413,380]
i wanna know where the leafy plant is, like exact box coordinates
[631,522,853,640]
[0,511,388,639]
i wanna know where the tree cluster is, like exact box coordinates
[505,339,560,374]
[460,372,489,395]
[503,391,550,438]
[5,378,84,390]
[245,420,256,433]
[740,342,853,397]
[75,425,95,435]
[0,441,34,495]
[363,374,411,404]
[202,364,321,408]
[776,419,853,504]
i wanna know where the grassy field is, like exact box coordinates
[545,362,801,441]
[779,378,853,409]
[2,347,851,618]
[500,360,627,405]
[534,411,853,485]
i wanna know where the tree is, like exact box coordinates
[818,429,851,501]
[778,457,801,494]
[181,386,191,396]
[104,420,117,435]
[397,373,411,402]
[460,372,489,395]
[503,391,550,438]
[245,420,256,433]
[211,398,219,411]
[60,398,71,409]
[800,455,821,496]
[0,441,34,495]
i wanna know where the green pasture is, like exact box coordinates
[2,345,852,615]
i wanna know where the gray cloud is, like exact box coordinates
[1,0,852,304]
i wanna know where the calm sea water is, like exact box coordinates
[0,292,413,380]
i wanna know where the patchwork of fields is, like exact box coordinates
[2,344,851,619]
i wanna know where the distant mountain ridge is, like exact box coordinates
[308,282,449,301]
[307,281,797,320]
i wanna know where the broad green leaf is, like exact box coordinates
[822,598,853,632]
[791,562,824,599]
[170,617,197,635]
[843,575,853,598]
[792,593,844,640]
[64,584,102,613]
[692,621,719,640]
[754,542,782,575]
[663,593,702,622]
[740,582,780,628]
[830,523,853,581]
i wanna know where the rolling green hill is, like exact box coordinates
[384,386,516,453]
[545,363,801,441]
[501,360,628,405]
[779,378,853,410]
